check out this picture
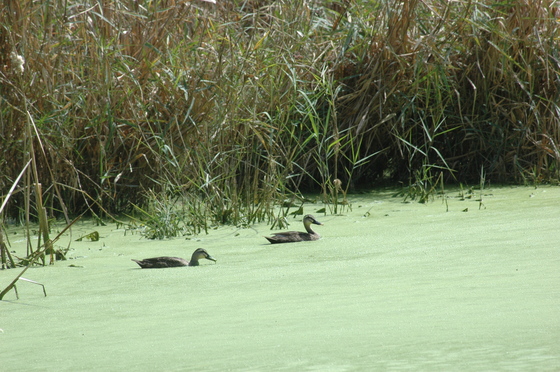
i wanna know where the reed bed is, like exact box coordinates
[1,0,558,239]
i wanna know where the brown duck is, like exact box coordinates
[132,248,217,268]
[265,214,323,244]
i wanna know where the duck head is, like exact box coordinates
[303,214,323,226]
[191,248,217,264]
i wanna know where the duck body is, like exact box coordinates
[265,231,320,244]
[132,248,216,268]
[265,214,323,244]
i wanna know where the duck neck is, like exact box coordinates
[188,259,199,266]
[304,222,316,234]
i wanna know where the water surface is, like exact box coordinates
[2,186,559,371]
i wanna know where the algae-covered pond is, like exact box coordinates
[2,186,559,371]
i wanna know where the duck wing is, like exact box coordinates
[265,231,310,244]
[131,256,189,268]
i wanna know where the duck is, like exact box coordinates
[131,248,217,268]
[265,214,323,244]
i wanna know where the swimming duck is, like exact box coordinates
[265,214,323,244]
[131,248,217,268]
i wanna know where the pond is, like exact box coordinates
[1,186,559,371]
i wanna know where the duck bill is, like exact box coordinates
[206,256,217,263]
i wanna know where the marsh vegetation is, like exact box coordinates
[0,1,559,268]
